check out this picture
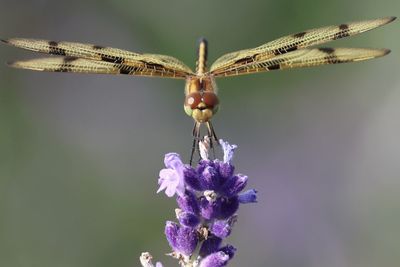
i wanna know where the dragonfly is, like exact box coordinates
[2,16,396,163]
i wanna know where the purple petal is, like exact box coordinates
[155,263,163,267]
[164,153,183,170]
[238,189,258,204]
[157,153,186,197]
[157,169,181,197]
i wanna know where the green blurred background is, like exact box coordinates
[0,1,399,267]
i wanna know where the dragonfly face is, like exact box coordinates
[184,76,219,123]
[1,16,396,162]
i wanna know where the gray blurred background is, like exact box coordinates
[0,1,399,267]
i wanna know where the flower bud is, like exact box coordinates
[220,174,247,197]
[238,189,258,204]
[177,210,200,228]
[199,251,230,267]
[176,190,199,214]
[199,236,222,257]
[210,220,231,239]
[218,196,239,219]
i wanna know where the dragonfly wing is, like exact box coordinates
[210,16,395,76]
[211,48,390,77]
[2,38,194,78]
[8,56,192,77]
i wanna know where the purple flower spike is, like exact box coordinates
[238,189,258,204]
[199,236,222,257]
[219,139,237,163]
[157,153,185,197]
[153,139,258,267]
[221,174,248,197]
[199,251,230,267]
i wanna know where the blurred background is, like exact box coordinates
[0,1,399,267]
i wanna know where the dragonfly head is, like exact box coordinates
[184,91,219,123]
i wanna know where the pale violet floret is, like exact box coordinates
[219,139,237,163]
[157,153,186,197]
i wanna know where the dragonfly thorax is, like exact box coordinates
[184,77,219,123]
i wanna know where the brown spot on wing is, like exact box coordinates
[93,45,105,50]
[317,47,342,64]
[293,31,307,38]
[48,41,58,46]
[268,64,281,70]
[119,68,131,74]
[48,41,67,56]
[234,55,256,64]
[318,47,335,54]
[142,61,164,68]
[63,56,79,63]
[334,24,350,39]
[274,46,298,55]
[101,55,124,64]
[339,24,349,30]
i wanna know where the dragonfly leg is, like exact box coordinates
[206,121,219,160]
[190,122,201,166]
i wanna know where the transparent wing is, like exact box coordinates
[210,16,395,76]
[2,38,194,78]
[8,56,192,77]
[212,48,390,77]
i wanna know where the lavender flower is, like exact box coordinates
[142,139,257,267]
[157,153,186,197]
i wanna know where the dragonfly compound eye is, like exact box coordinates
[184,92,202,116]
[202,92,219,114]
